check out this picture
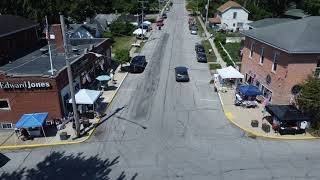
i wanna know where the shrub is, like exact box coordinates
[102,31,114,43]
[110,19,135,36]
[114,48,131,67]
[251,120,259,127]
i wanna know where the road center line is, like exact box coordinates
[199,99,218,102]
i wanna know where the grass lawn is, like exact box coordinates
[196,17,204,37]
[201,40,216,62]
[209,63,221,70]
[112,36,136,53]
[223,42,243,62]
[134,41,146,53]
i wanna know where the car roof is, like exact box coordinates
[175,66,188,71]
[132,55,145,62]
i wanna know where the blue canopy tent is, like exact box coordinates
[238,85,263,96]
[15,112,48,141]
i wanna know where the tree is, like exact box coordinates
[297,75,320,124]
[110,19,135,36]
[304,0,320,15]
[114,49,131,68]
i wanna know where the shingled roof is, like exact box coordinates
[0,15,38,38]
[242,16,320,53]
[217,1,248,13]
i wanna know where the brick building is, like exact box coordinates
[0,23,112,129]
[240,16,320,104]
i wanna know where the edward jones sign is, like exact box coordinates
[0,81,51,90]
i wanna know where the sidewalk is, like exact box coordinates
[197,16,226,68]
[218,88,318,140]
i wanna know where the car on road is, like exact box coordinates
[162,13,167,19]
[130,55,147,73]
[195,43,205,53]
[175,66,190,82]
[196,52,207,63]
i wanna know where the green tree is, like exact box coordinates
[110,19,135,36]
[297,75,320,124]
[304,0,320,15]
[114,49,131,68]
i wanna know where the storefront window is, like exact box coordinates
[0,99,10,110]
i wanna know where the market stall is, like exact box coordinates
[235,85,262,107]
[15,112,48,141]
[265,105,311,135]
[215,66,244,91]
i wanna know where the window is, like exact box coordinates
[249,42,255,58]
[1,123,13,129]
[237,22,243,27]
[0,99,10,110]
[315,60,320,77]
[233,12,237,19]
[272,52,279,72]
[259,48,264,64]
[233,23,236,27]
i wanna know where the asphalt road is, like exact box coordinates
[2,0,320,179]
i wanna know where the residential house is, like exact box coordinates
[240,16,320,104]
[94,14,120,31]
[210,1,250,32]
[69,24,104,38]
[0,15,43,66]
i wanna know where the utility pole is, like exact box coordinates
[45,16,55,75]
[138,0,148,41]
[205,0,210,31]
[59,14,80,137]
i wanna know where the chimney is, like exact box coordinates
[51,24,65,54]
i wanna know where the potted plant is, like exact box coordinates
[262,123,270,133]
[251,120,259,127]
[59,131,68,140]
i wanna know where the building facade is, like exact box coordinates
[0,23,112,129]
[241,17,320,104]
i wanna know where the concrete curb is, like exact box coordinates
[0,72,129,150]
[217,92,319,140]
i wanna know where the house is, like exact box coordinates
[0,24,112,129]
[248,18,293,29]
[240,16,320,104]
[94,14,120,31]
[69,23,104,38]
[0,15,43,67]
[211,1,250,32]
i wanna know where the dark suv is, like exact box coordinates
[130,56,147,73]
[195,43,205,53]
[196,52,207,63]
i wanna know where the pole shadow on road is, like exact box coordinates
[0,151,138,180]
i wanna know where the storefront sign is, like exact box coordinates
[0,81,50,90]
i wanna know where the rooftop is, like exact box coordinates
[0,15,38,38]
[248,18,293,29]
[241,16,320,53]
[284,9,309,18]
[0,39,106,77]
[217,1,248,13]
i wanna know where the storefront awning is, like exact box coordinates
[16,112,48,128]
[217,66,244,79]
[69,89,102,105]
[265,105,311,122]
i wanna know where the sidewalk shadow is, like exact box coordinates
[0,151,138,180]
[79,106,127,137]
[0,153,10,168]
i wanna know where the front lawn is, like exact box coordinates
[209,63,221,70]
[112,36,136,53]
[195,17,204,37]
[202,40,216,62]
[223,42,243,62]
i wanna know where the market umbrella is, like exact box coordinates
[96,75,111,81]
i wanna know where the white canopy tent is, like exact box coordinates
[68,89,102,115]
[143,21,152,25]
[133,28,147,35]
[217,66,244,79]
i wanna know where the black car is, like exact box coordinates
[162,13,167,19]
[130,56,147,73]
[195,43,205,53]
[175,66,190,82]
[196,52,207,63]
[189,24,198,30]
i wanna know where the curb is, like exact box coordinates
[217,92,319,140]
[0,72,129,150]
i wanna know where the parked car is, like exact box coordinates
[130,56,147,73]
[190,29,197,35]
[175,66,190,82]
[195,43,205,53]
[189,24,197,30]
[196,52,207,63]
[162,13,167,19]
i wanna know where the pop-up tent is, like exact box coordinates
[15,112,48,142]
[217,66,244,79]
[69,89,102,105]
[133,28,147,35]
[238,85,263,96]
